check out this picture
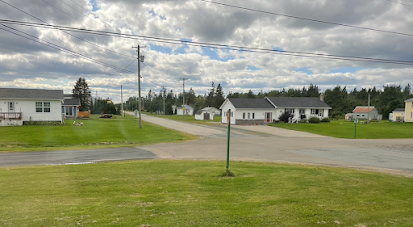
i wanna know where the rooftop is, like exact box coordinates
[353,106,376,113]
[266,97,331,108]
[0,88,64,100]
[393,108,405,112]
[228,98,274,109]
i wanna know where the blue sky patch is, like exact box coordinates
[329,67,365,74]
[247,66,260,71]
[149,9,166,20]
[174,45,189,54]
[294,67,313,75]
[90,0,99,12]
[150,44,172,54]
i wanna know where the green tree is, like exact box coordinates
[72,77,91,111]
[214,84,225,108]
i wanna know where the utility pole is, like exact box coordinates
[162,86,166,115]
[367,94,370,123]
[180,78,188,119]
[121,85,124,118]
[132,45,146,129]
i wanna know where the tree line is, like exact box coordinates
[124,82,225,115]
[73,77,412,119]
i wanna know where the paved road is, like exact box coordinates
[1,113,413,175]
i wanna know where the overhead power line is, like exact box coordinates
[199,0,413,38]
[384,0,413,8]
[0,24,135,74]
[0,0,134,58]
[2,19,413,66]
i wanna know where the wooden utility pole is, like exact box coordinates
[180,78,188,119]
[132,45,146,129]
[121,85,124,118]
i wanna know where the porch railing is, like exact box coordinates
[0,112,22,120]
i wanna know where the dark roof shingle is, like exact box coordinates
[63,98,81,106]
[228,98,274,109]
[0,88,64,100]
[393,108,405,112]
[266,97,331,108]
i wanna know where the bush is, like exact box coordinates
[309,117,320,123]
[299,119,308,123]
[23,121,62,126]
[321,118,330,122]
[278,112,294,123]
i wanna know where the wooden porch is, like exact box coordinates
[0,112,22,120]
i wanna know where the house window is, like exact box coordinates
[231,112,233,117]
[319,109,324,117]
[357,115,360,117]
[299,109,305,115]
[36,102,51,113]
[36,102,43,112]
[401,113,404,116]
[252,113,255,119]
[243,113,245,119]
[44,102,51,113]
[248,113,250,119]
[311,109,319,115]
[285,108,294,114]
[411,112,413,118]
[8,102,14,111]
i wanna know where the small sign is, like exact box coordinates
[227,110,230,126]
[183,108,185,111]
[134,110,138,117]
[355,119,358,124]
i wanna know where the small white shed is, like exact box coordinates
[195,110,214,120]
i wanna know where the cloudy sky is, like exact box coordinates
[1,0,412,102]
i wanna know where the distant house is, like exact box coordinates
[174,105,194,116]
[220,96,331,125]
[404,98,413,122]
[0,88,64,126]
[201,107,221,116]
[352,106,382,120]
[390,108,405,122]
[62,95,81,119]
[195,110,214,120]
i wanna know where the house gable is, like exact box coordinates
[267,97,331,109]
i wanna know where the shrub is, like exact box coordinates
[309,117,320,123]
[23,121,62,126]
[321,118,330,123]
[278,112,294,123]
[299,119,308,123]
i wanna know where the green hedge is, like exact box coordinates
[321,118,330,122]
[23,121,63,126]
[309,117,320,123]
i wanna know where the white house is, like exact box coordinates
[195,110,214,120]
[62,95,81,119]
[0,88,64,126]
[175,105,194,116]
[220,97,332,125]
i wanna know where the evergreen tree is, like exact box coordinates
[215,84,225,108]
[72,77,91,111]
[207,82,216,106]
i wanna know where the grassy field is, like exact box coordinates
[146,113,221,125]
[0,115,196,153]
[270,120,413,139]
[1,160,412,226]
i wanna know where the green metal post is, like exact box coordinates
[227,109,231,171]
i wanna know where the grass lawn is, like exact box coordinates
[1,160,412,226]
[270,120,413,139]
[146,113,222,125]
[0,115,196,153]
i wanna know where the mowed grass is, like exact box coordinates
[0,115,196,153]
[146,113,221,125]
[1,160,413,226]
[270,120,413,139]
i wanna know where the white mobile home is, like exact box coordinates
[0,88,64,126]
[220,97,331,125]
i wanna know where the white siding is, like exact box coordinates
[177,108,194,116]
[0,99,62,122]
[220,101,236,125]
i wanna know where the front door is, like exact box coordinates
[265,112,272,123]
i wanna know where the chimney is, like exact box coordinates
[320,93,325,102]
